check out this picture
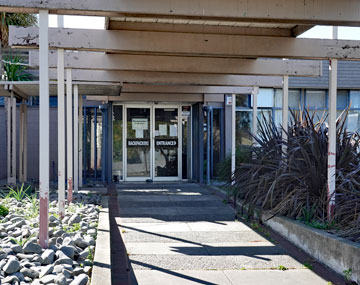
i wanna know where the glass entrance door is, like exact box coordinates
[153,107,180,180]
[125,107,151,181]
[124,105,182,181]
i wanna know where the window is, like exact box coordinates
[306,90,326,109]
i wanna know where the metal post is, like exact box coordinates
[231,94,236,184]
[94,108,98,180]
[66,68,73,203]
[38,9,50,249]
[282,76,289,155]
[79,95,83,187]
[74,85,79,192]
[252,87,259,143]
[328,59,338,220]
[205,106,211,185]
[57,48,65,218]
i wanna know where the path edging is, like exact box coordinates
[210,185,360,284]
[91,196,111,285]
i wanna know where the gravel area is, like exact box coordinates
[0,191,102,285]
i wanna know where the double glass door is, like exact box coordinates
[125,105,181,181]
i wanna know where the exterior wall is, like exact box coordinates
[290,60,360,89]
[0,107,58,181]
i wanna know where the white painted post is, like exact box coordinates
[23,103,27,182]
[66,68,73,203]
[231,94,236,184]
[39,9,50,249]
[328,59,338,220]
[73,85,79,192]
[57,48,66,218]
[282,75,289,155]
[252,87,259,144]
[6,98,11,183]
[78,95,83,188]
[11,94,16,183]
[19,102,24,183]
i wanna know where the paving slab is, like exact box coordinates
[113,183,332,285]
[122,231,267,244]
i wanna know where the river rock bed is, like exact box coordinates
[0,192,101,285]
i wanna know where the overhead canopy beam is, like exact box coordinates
[108,21,294,37]
[121,84,254,94]
[30,51,322,77]
[2,0,360,26]
[48,69,283,87]
[11,27,360,60]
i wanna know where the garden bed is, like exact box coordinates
[0,188,102,285]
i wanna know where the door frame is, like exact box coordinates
[123,103,182,182]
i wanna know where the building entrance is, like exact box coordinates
[123,104,186,181]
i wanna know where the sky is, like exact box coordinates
[48,15,360,40]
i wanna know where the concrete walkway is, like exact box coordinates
[115,183,331,285]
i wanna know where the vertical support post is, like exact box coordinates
[66,68,73,203]
[73,85,79,192]
[94,108,98,180]
[205,106,212,185]
[39,9,49,249]
[210,108,213,180]
[79,95,83,187]
[83,107,87,180]
[231,94,236,184]
[328,59,338,220]
[11,94,16,183]
[57,48,65,218]
[282,76,289,155]
[23,102,27,182]
[19,101,24,183]
[252,87,259,144]
[6,97,11,182]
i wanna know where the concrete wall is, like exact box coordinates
[0,106,58,182]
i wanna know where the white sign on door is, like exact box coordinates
[132,118,148,130]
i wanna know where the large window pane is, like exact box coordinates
[274,89,301,109]
[306,90,326,109]
[337,90,348,110]
[236,94,249,107]
[348,111,360,132]
[256,88,274,107]
[236,111,253,146]
[350,91,360,109]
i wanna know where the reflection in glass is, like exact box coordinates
[236,111,253,146]
[155,108,178,177]
[126,108,151,178]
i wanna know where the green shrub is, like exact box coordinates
[7,183,32,201]
[215,145,252,181]
[232,109,360,242]
[0,205,9,217]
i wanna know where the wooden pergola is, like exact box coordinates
[2,0,360,248]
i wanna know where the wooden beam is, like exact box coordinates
[48,69,283,87]
[108,21,293,37]
[121,84,254,94]
[86,93,204,102]
[30,51,322,77]
[11,27,360,60]
[2,0,360,26]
